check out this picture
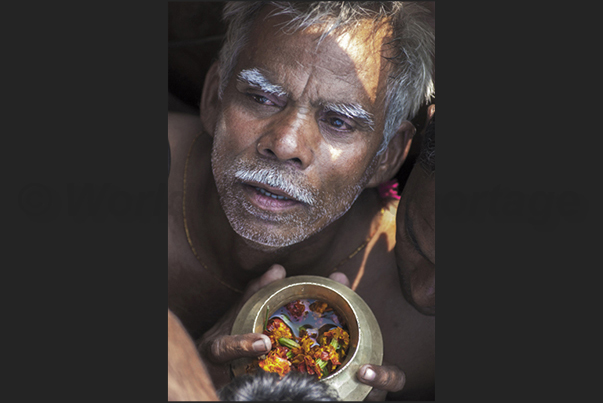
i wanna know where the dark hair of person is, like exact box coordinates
[218,370,340,401]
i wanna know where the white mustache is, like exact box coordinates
[235,168,316,206]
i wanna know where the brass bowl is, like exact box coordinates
[231,275,383,401]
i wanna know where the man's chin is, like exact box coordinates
[225,206,323,251]
[236,229,301,253]
[238,236,282,252]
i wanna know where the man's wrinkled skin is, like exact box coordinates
[168,5,434,400]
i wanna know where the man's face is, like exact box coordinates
[396,165,435,314]
[211,8,394,249]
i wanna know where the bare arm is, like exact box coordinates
[168,309,219,401]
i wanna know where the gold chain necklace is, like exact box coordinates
[182,132,384,294]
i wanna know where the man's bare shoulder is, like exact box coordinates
[168,112,203,151]
[168,112,204,273]
[168,112,203,196]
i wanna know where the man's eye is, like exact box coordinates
[324,117,353,131]
[331,118,345,128]
[249,94,275,106]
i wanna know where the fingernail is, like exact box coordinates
[253,339,269,352]
[362,367,376,381]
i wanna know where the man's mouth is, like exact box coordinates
[254,186,292,201]
[233,168,316,206]
[242,182,303,211]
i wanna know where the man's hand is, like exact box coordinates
[328,272,406,401]
[196,264,286,389]
[357,363,406,401]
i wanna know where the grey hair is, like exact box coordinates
[217,1,435,155]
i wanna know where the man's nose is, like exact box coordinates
[256,109,316,170]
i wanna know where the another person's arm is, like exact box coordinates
[168,309,219,401]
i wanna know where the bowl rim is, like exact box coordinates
[249,280,360,380]
[231,275,383,401]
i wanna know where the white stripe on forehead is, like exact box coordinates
[323,101,375,131]
[237,68,288,97]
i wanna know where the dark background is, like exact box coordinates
[168,2,225,114]
[6,1,596,402]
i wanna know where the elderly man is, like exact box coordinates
[168,2,435,400]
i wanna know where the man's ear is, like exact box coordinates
[426,104,435,124]
[200,61,221,137]
[366,121,415,188]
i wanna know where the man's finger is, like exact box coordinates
[205,333,272,364]
[357,364,406,393]
[243,264,287,299]
[328,271,350,288]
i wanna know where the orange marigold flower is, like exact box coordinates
[313,344,341,368]
[274,346,290,357]
[285,300,306,320]
[303,355,324,378]
[296,335,317,354]
[257,303,350,381]
[309,300,330,314]
[258,349,291,377]
[322,326,350,352]
[296,361,308,374]
[290,335,315,364]
[263,318,293,346]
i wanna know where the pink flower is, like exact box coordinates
[378,180,401,200]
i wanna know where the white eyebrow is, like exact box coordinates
[322,102,375,131]
[237,68,374,130]
[237,68,288,97]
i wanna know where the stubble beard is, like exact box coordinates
[210,128,377,251]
